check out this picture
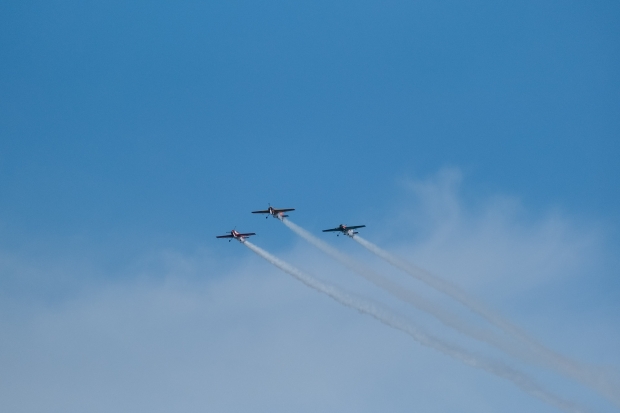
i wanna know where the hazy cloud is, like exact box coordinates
[1,170,618,413]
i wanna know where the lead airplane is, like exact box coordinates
[322,224,366,237]
[216,229,256,242]
[252,205,295,220]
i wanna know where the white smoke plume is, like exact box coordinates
[282,219,618,401]
[352,234,620,407]
[282,219,541,363]
[243,240,593,413]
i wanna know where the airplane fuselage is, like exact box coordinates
[342,228,357,237]
[226,230,241,241]
[268,207,287,220]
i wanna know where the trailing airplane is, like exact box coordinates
[322,224,366,237]
[252,204,295,220]
[216,229,256,242]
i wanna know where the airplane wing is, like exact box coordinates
[273,208,295,213]
[238,233,256,237]
[322,227,341,232]
[347,225,366,230]
[252,210,270,214]
[216,235,234,238]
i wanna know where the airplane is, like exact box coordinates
[252,204,295,220]
[216,229,256,242]
[322,224,366,237]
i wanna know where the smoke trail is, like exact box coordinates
[352,234,620,407]
[243,240,593,413]
[281,219,540,364]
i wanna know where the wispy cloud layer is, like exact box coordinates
[0,169,617,413]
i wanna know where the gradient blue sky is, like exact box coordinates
[1,1,619,412]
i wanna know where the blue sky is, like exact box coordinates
[1,1,619,412]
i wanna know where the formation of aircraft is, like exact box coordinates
[322,224,366,237]
[217,206,366,240]
[216,229,256,242]
[251,205,295,220]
